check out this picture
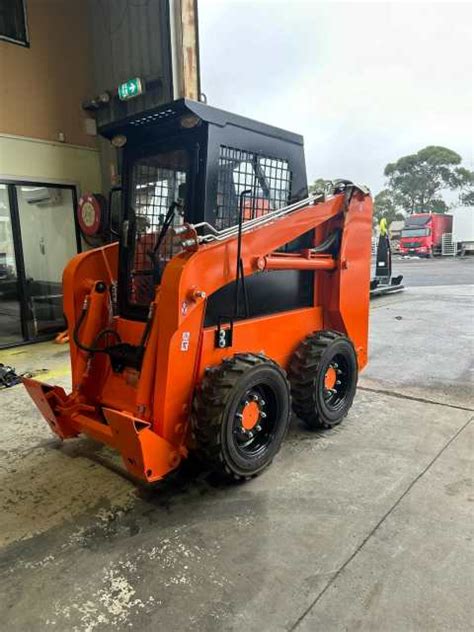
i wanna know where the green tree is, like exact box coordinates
[455,167,474,206]
[309,178,330,194]
[373,189,405,225]
[384,146,472,214]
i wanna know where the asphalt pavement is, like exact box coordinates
[385,255,474,287]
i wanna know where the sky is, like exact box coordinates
[198,1,473,194]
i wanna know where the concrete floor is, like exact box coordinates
[0,259,473,631]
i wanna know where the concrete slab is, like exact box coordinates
[0,391,471,631]
[0,342,71,389]
[363,285,474,409]
[0,267,472,631]
[295,419,474,632]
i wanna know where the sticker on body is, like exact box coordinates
[181,331,191,351]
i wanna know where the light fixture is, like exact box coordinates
[180,114,201,129]
[111,134,127,148]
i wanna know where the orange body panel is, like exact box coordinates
[23,190,372,483]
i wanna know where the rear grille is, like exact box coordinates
[216,146,292,230]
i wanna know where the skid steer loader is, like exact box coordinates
[23,99,372,483]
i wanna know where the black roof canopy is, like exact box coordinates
[99,98,304,147]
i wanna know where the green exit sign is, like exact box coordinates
[118,77,144,101]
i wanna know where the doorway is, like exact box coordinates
[0,181,80,348]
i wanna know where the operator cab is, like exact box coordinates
[100,99,309,322]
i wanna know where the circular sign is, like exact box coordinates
[77,194,102,236]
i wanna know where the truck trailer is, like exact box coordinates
[399,213,453,257]
[452,207,474,255]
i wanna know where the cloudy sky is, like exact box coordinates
[198,1,473,193]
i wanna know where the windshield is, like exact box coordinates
[401,228,429,238]
[127,148,189,307]
[405,215,430,226]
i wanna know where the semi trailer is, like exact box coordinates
[399,213,452,257]
[452,206,474,255]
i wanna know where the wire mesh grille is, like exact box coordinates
[129,150,188,306]
[216,146,292,230]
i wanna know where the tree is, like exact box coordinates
[309,178,330,194]
[384,146,472,214]
[373,189,405,225]
[455,167,474,206]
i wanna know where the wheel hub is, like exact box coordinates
[323,359,346,405]
[324,366,337,390]
[241,400,261,430]
[235,391,268,446]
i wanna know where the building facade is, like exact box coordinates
[0,0,102,347]
[0,0,199,347]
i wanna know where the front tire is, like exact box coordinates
[192,353,291,481]
[288,330,358,430]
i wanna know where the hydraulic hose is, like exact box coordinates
[73,297,122,354]
[312,229,341,254]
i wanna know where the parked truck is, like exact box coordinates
[452,207,474,255]
[399,213,453,257]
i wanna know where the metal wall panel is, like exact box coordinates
[87,0,174,129]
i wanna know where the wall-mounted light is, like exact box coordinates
[111,134,127,148]
[180,114,201,129]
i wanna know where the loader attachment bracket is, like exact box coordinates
[102,408,183,482]
[22,378,78,439]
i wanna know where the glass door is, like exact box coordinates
[0,185,23,345]
[15,185,79,339]
[0,181,79,348]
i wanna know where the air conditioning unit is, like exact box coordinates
[22,187,62,206]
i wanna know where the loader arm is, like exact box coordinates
[24,185,371,484]
[144,187,372,445]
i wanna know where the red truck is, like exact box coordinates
[399,213,453,257]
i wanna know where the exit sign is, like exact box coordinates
[118,77,144,101]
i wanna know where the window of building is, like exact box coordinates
[0,0,28,46]
[216,146,292,230]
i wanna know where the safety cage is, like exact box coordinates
[100,99,309,320]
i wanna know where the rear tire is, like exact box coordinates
[288,330,358,430]
[192,353,291,482]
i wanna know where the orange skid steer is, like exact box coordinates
[24,100,372,483]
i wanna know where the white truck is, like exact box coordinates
[452,206,474,255]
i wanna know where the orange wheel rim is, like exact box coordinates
[241,400,260,430]
[324,366,337,390]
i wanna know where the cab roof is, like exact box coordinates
[99,98,304,146]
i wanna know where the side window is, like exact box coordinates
[128,149,189,306]
[216,146,292,229]
[0,0,28,46]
